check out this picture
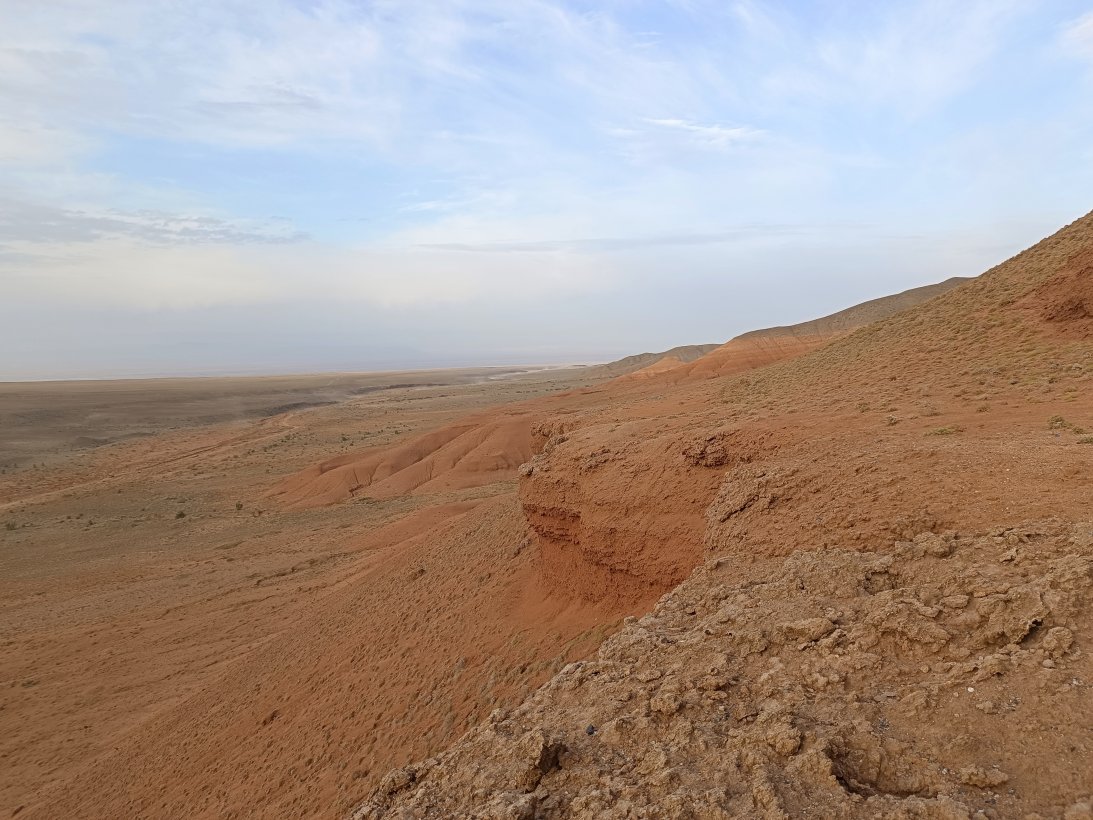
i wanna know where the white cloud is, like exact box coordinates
[645,118,764,150]
[761,1,1027,115]
[0,199,305,245]
[0,0,750,168]
[0,1,388,148]
[1063,12,1093,60]
[0,123,89,165]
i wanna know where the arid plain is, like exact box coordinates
[1,366,613,816]
[3,212,1093,819]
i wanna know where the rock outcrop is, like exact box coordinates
[355,520,1093,819]
[519,416,725,607]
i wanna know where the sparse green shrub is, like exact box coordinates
[1048,415,1072,430]
[1079,436,1093,445]
[926,426,963,436]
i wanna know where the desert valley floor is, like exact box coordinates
[3,212,1093,818]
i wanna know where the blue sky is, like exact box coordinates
[2,0,1092,378]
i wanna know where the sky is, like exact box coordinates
[2,0,1092,379]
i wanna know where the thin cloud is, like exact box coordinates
[1063,12,1093,60]
[645,118,765,149]
[760,1,1028,115]
[417,224,816,253]
[0,123,90,166]
[0,200,307,246]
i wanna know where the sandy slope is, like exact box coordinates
[25,495,622,819]
[591,344,720,378]
[653,276,969,383]
[270,409,539,508]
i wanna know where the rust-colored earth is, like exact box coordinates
[3,214,1092,818]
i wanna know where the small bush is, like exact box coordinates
[235,501,244,511]
[4,521,16,531]
[175,510,186,519]
[1048,415,1072,430]
[1079,436,1093,445]
[926,426,963,436]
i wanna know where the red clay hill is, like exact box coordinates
[272,278,964,512]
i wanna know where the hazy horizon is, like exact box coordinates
[0,358,600,384]
[3,1,1093,379]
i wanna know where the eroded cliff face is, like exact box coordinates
[519,419,712,607]
[511,274,981,609]
[518,376,1093,620]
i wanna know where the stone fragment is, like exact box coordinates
[1043,627,1075,658]
[958,766,1009,788]
[780,617,836,643]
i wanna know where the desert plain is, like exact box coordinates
[0,366,612,817]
